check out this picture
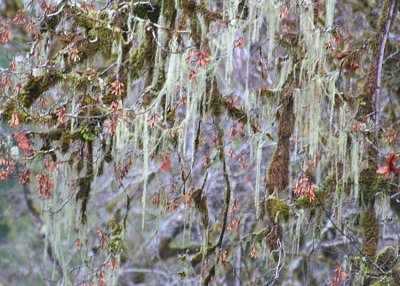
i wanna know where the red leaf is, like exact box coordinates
[160,151,171,172]
[376,166,390,178]
[376,152,400,178]
[337,49,352,60]
[9,111,20,128]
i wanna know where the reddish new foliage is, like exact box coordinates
[327,264,346,286]
[111,80,124,98]
[160,151,171,172]
[9,111,20,128]
[97,229,108,248]
[13,133,31,151]
[376,151,400,179]
[0,21,10,43]
[19,168,31,184]
[36,173,52,199]
[13,10,27,24]
[249,247,257,259]
[0,157,14,181]
[235,36,244,48]
[56,106,67,124]
[292,176,317,202]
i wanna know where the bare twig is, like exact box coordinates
[374,0,398,142]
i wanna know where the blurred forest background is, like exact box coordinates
[1,0,400,285]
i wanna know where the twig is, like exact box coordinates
[374,0,397,142]
[315,195,387,275]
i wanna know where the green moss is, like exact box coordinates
[1,102,29,122]
[350,256,361,280]
[393,262,400,283]
[75,176,92,224]
[20,69,64,108]
[79,124,96,142]
[106,201,118,213]
[362,266,380,286]
[132,3,160,23]
[238,0,248,18]
[192,188,209,229]
[370,282,386,286]
[244,227,269,242]
[70,7,96,29]
[376,246,397,271]
[107,237,123,254]
[102,92,115,105]
[104,143,113,162]
[360,166,380,206]
[360,207,379,258]
[375,176,389,190]
[295,174,336,209]
[129,36,156,79]
[194,2,222,27]
[190,251,203,267]
[296,196,312,208]
[378,0,390,32]
[77,156,84,174]
[39,128,64,141]
[88,27,113,52]
[163,0,176,26]
[265,196,290,222]
[59,133,72,153]
[76,177,91,200]
[370,278,394,286]
[97,160,104,177]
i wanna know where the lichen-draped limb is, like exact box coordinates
[2,6,116,119]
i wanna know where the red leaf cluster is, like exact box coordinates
[186,49,209,67]
[0,21,10,43]
[13,10,27,25]
[249,247,257,259]
[13,132,31,152]
[118,158,133,180]
[292,176,317,202]
[9,112,19,128]
[111,80,124,98]
[36,173,52,199]
[0,157,14,181]
[19,168,30,184]
[327,264,346,286]
[97,229,108,248]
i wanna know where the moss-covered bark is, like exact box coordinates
[265,82,295,194]
[360,207,379,258]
